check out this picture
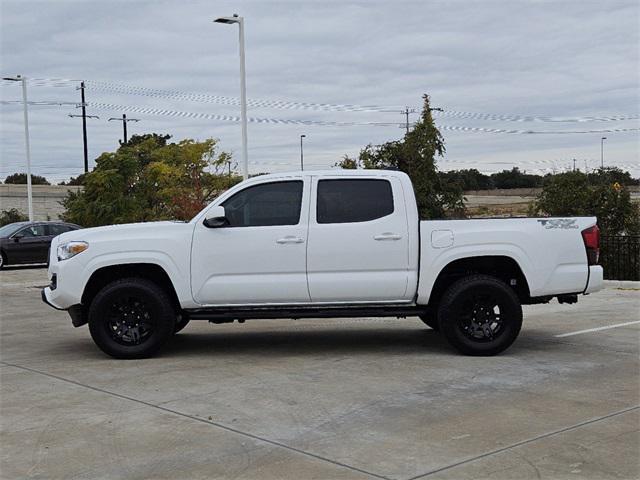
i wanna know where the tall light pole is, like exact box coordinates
[600,137,607,169]
[3,75,33,221]
[214,14,249,180]
[300,134,306,171]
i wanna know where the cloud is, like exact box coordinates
[1,0,638,183]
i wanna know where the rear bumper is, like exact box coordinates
[584,265,604,294]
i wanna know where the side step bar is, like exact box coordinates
[184,305,431,322]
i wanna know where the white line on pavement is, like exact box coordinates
[555,320,640,338]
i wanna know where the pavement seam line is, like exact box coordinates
[404,404,640,480]
[555,320,640,337]
[1,361,391,480]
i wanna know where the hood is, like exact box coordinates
[56,220,190,244]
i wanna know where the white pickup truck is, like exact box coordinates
[42,170,603,359]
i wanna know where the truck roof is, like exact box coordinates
[249,169,409,181]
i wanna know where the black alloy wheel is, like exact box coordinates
[88,278,175,359]
[438,274,522,356]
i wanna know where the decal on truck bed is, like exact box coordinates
[537,219,579,229]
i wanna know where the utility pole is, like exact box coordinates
[400,107,416,135]
[68,81,99,173]
[108,114,140,144]
[399,106,443,134]
[573,158,576,171]
[300,134,306,171]
[226,160,232,178]
[600,137,607,169]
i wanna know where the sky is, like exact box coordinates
[1,0,639,184]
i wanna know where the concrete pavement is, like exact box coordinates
[1,267,638,479]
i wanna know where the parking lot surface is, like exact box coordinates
[1,266,639,480]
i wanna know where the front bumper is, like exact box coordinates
[584,265,604,294]
[41,287,65,310]
[42,288,87,327]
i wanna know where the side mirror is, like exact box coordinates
[203,206,229,228]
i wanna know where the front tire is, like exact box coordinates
[88,278,176,359]
[419,315,440,331]
[438,274,522,356]
[0,251,6,270]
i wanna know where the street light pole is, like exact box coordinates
[300,134,306,171]
[3,75,33,221]
[600,137,607,169]
[214,14,249,180]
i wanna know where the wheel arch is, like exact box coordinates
[82,263,181,311]
[424,255,531,307]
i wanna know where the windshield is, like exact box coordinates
[0,222,29,237]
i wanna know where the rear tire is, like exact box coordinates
[419,315,440,331]
[88,278,175,359]
[438,274,522,356]
[0,251,6,270]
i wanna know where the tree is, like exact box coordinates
[490,168,542,189]
[531,169,639,235]
[4,173,50,185]
[337,95,464,218]
[61,134,240,227]
[0,208,28,227]
[439,169,494,191]
[587,166,639,187]
[59,173,88,186]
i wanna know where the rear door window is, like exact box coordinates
[316,179,394,224]
[48,224,74,235]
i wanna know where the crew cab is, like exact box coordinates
[41,170,603,359]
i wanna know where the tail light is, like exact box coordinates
[581,225,600,265]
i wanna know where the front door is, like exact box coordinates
[8,224,51,264]
[306,176,411,303]
[191,178,311,305]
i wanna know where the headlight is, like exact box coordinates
[57,241,89,261]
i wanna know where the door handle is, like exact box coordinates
[374,232,402,241]
[276,236,304,244]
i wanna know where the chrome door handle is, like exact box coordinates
[276,236,304,244]
[374,232,402,241]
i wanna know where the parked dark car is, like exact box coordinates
[0,221,81,269]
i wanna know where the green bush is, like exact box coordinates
[0,208,28,227]
[532,168,639,235]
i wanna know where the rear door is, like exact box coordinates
[306,176,411,303]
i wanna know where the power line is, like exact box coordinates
[3,98,639,135]
[3,76,638,122]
